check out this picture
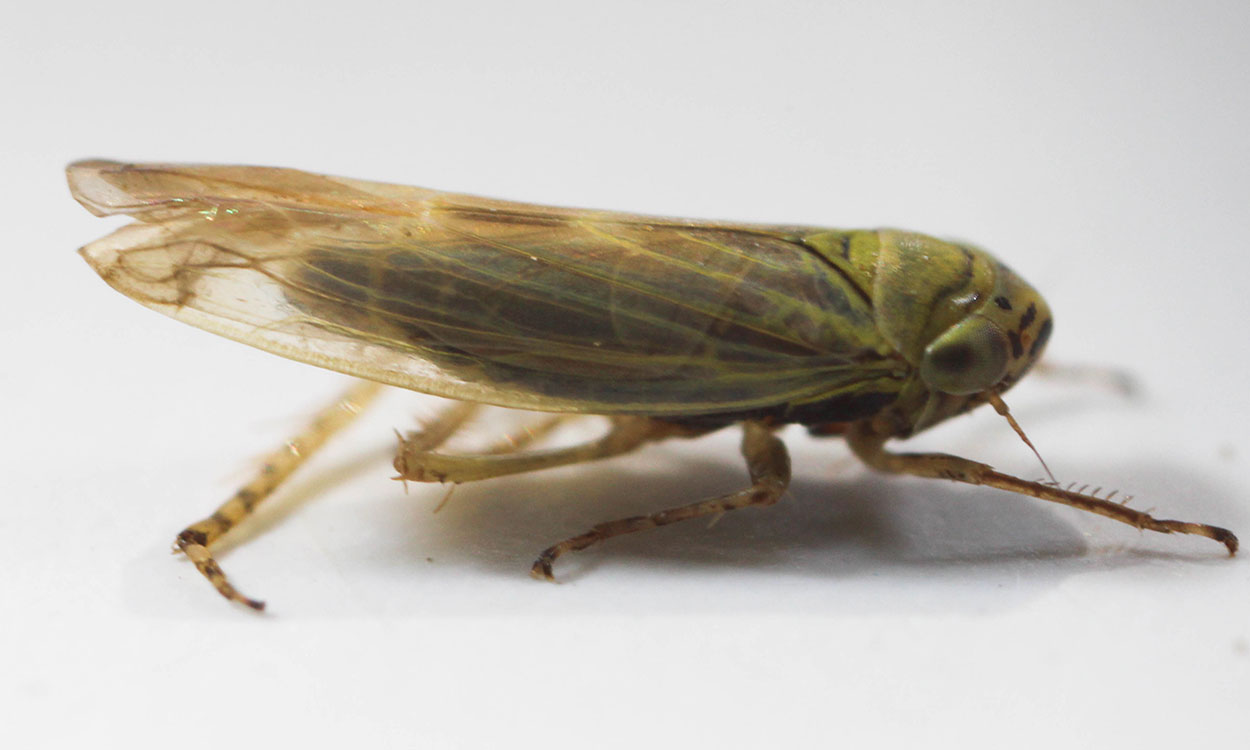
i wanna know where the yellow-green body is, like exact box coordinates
[70,161,1241,612]
[70,161,1051,440]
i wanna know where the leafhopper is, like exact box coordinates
[69,160,1238,610]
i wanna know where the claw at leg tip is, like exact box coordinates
[530,561,557,582]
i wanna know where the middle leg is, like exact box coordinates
[530,421,792,580]
[393,415,679,484]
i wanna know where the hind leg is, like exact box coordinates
[176,385,474,610]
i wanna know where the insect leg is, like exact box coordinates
[393,415,674,484]
[481,414,573,455]
[173,381,403,610]
[397,400,482,453]
[530,421,791,581]
[846,424,1238,555]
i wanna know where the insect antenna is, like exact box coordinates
[987,391,1057,483]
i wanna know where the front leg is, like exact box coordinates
[846,423,1238,555]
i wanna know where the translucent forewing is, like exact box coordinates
[71,161,903,415]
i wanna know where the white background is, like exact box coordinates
[4,1,1249,747]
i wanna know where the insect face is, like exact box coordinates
[915,257,1052,416]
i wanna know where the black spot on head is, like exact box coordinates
[1007,330,1024,358]
[1030,318,1053,358]
[994,296,1013,311]
[1020,303,1037,330]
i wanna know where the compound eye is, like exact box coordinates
[920,317,1010,395]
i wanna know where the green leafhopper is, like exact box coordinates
[69,160,1238,610]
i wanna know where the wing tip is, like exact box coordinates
[67,159,132,217]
